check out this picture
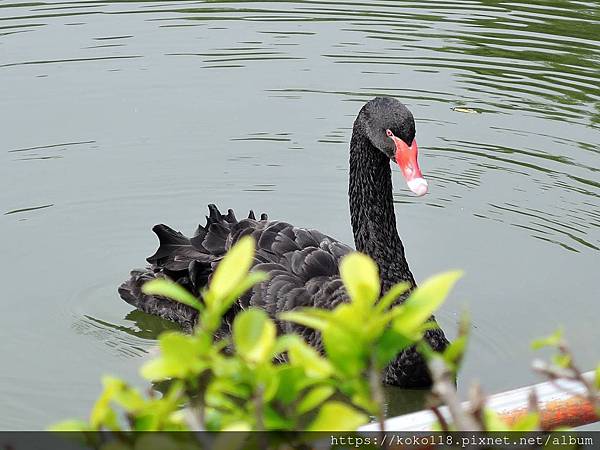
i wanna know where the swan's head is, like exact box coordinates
[359,97,428,196]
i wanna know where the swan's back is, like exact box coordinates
[119,204,352,341]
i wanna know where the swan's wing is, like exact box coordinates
[119,204,353,336]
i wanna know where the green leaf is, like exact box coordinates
[350,387,378,415]
[483,408,511,431]
[142,279,203,312]
[279,309,331,332]
[307,401,368,431]
[221,421,252,431]
[233,309,276,363]
[442,310,470,371]
[140,359,171,381]
[205,390,240,412]
[373,327,413,369]
[531,328,564,350]
[141,333,206,380]
[273,366,309,404]
[273,334,302,356]
[48,420,90,432]
[443,335,468,371]
[262,369,281,403]
[287,337,334,379]
[197,305,222,334]
[90,376,125,430]
[218,271,268,314]
[393,271,462,337]
[318,304,368,377]
[375,281,411,313]
[322,325,365,377]
[416,341,436,362]
[339,252,380,306]
[208,378,251,401]
[510,412,540,431]
[330,303,366,337]
[552,353,571,368]
[209,236,256,304]
[200,271,268,330]
[297,386,335,414]
[264,405,295,430]
[113,385,146,412]
[132,414,158,432]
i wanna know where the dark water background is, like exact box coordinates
[1,0,599,429]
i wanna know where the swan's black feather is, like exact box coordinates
[201,222,229,254]
[146,225,190,264]
[120,204,356,348]
[118,270,198,332]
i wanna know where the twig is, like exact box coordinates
[428,357,482,431]
[254,384,265,431]
[467,382,487,430]
[369,354,387,448]
[527,389,540,417]
[430,406,450,432]
[532,358,600,411]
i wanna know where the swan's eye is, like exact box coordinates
[386,129,394,138]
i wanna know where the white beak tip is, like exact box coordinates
[407,178,428,196]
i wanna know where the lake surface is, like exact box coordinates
[1,0,599,429]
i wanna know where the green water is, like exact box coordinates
[1,0,598,429]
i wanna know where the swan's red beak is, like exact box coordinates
[393,137,428,196]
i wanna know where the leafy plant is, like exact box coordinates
[52,235,600,449]
[531,328,600,417]
[426,326,600,434]
[52,236,459,438]
[282,253,462,428]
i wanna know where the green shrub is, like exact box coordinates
[52,236,600,446]
[52,236,459,433]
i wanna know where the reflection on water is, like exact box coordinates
[4,203,54,215]
[73,315,151,359]
[1,0,599,429]
[77,310,180,342]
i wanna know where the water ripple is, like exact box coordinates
[2,0,600,428]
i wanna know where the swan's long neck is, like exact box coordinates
[349,129,416,292]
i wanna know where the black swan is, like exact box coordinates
[119,97,449,387]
